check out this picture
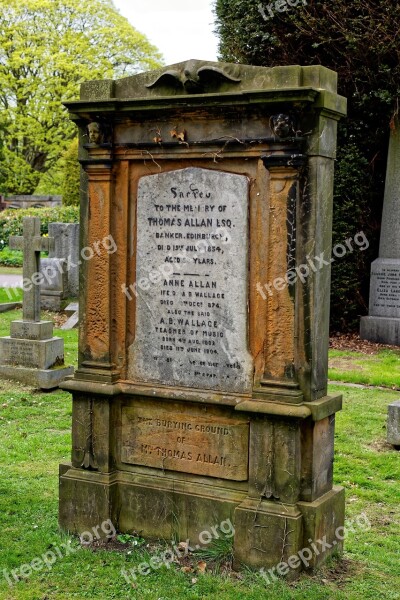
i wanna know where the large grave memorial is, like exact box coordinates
[59,60,347,573]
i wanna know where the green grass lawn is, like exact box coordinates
[329,348,400,388]
[0,288,23,304]
[0,310,399,599]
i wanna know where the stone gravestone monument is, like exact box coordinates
[40,258,67,311]
[59,60,346,575]
[48,222,80,297]
[61,302,79,331]
[387,401,400,448]
[0,217,73,389]
[361,118,400,344]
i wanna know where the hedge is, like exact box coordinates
[0,206,80,251]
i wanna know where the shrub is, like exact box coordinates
[61,138,81,206]
[214,0,398,331]
[0,247,22,267]
[0,206,79,251]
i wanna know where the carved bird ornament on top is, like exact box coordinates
[146,62,242,95]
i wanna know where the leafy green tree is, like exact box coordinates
[61,138,80,206]
[0,0,163,194]
[215,0,399,330]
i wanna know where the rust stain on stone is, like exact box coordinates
[264,170,297,379]
[85,173,111,360]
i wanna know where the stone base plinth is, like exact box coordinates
[59,466,244,542]
[0,319,73,389]
[360,316,400,346]
[0,336,65,369]
[59,464,345,576]
[388,401,400,447]
[10,320,53,340]
[234,487,344,572]
[0,365,73,389]
[59,387,344,577]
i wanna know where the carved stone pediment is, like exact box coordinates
[145,60,242,94]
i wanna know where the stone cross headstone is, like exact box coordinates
[361,118,400,345]
[0,217,73,389]
[9,217,54,321]
[59,60,346,576]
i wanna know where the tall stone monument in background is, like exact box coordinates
[361,118,400,345]
[59,60,346,575]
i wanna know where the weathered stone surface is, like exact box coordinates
[379,119,400,259]
[4,195,62,209]
[40,258,67,311]
[61,60,346,577]
[0,337,65,369]
[234,499,303,572]
[387,400,400,446]
[9,217,55,322]
[102,61,341,100]
[0,302,21,313]
[48,223,80,297]
[361,116,400,345]
[0,365,73,390]
[368,259,400,318]
[11,320,53,341]
[300,415,335,502]
[61,310,79,330]
[0,216,73,389]
[61,302,79,330]
[297,486,346,568]
[59,464,242,542]
[65,302,79,315]
[121,401,249,480]
[360,316,400,345]
[128,167,253,394]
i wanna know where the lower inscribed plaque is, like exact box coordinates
[121,403,249,481]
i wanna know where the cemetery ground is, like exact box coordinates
[0,307,399,599]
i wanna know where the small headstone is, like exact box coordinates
[40,258,67,311]
[61,302,79,330]
[48,223,80,297]
[65,302,78,315]
[0,217,73,389]
[361,118,400,345]
[0,302,21,313]
[387,400,400,447]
